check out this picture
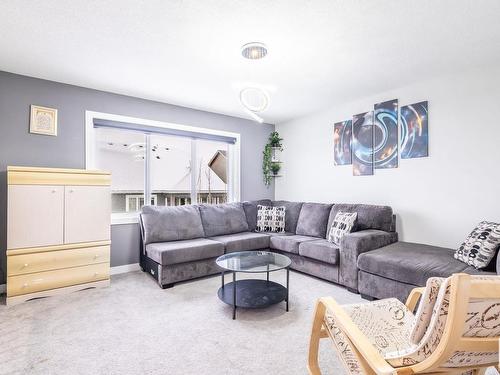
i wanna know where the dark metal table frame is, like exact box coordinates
[220,266,290,320]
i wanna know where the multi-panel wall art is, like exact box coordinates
[352,112,374,176]
[400,101,429,159]
[333,120,352,165]
[333,99,428,176]
[374,99,398,169]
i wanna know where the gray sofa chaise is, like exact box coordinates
[357,241,499,302]
[139,200,398,290]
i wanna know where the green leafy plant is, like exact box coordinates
[268,131,283,149]
[263,131,283,186]
[262,144,272,186]
[270,162,281,175]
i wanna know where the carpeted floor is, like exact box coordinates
[0,270,362,375]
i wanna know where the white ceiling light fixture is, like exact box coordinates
[239,87,269,123]
[241,42,268,60]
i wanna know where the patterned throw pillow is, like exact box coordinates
[256,205,285,233]
[454,221,500,269]
[328,212,357,245]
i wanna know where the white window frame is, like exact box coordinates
[125,194,158,212]
[85,111,241,225]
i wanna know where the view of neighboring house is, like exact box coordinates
[95,127,228,212]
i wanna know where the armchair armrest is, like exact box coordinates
[339,230,398,291]
[405,287,426,312]
[318,297,396,375]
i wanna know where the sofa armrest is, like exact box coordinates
[339,229,398,291]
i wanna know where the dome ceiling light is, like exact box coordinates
[241,42,268,60]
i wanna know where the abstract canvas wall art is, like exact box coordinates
[333,120,352,165]
[374,99,398,168]
[352,111,374,176]
[400,101,429,158]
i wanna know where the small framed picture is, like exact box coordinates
[30,105,58,136]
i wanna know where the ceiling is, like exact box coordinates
[1,0,499,124]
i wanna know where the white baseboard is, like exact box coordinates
[0,264,139,295]
[110,263,140,275]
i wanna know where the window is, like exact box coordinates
[125,195,157,212]
[86,111,240,224]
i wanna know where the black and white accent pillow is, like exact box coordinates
[256,205,285,233]
[454,221,500,269]
[328,212,357,245]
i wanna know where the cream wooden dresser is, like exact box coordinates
[6,166,111,306]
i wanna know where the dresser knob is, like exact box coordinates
[23,263,29,268]
[69,189,74,193]
[51,189,57,193]
[94,272,99,276]
[94,255,99,259]
[22,283,28,288]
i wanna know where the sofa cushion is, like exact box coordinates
[209,232,270,253]
[327,204,394,235]
[357,242,471,286]
[296,203,333,238]
[145,238,225,265]
[141,205,205,245]
[299,239,339,265]
[270,234,317,254]
[199,203,249,237]
[272,200,303,233]
[242,199,273,231]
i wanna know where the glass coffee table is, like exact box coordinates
[216,251,291,320]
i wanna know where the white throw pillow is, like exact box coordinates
[454,221,500,269]
[256,205,285,233]
[328,212,357,245]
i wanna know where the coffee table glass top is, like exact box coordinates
[216,251,291,273]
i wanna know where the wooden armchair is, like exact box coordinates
[308,273,500,375]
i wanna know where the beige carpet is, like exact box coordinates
[0,270,362,375]
[2,271,498,375]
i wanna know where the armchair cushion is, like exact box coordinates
[199,203,249,237]
[339,230,398,290]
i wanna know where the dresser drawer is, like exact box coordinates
[7,246,110,276]
[7,263,110,297]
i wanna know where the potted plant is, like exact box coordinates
[263,131,284,186]
[270,162,281,176]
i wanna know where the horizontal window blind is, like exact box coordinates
[93,118,237,144]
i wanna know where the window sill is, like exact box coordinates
[111,213,140,225]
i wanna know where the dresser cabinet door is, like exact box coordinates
[64,186,111,244]
[8,185,64,249]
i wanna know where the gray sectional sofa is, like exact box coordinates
[139,200,398,291]
[357,241,498,302]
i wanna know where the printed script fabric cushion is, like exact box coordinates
[256,205,285,233]
[454,221,500,269]
[409,277,445,345]
[328,212,357,245]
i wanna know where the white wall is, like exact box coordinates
[276,66,500,248]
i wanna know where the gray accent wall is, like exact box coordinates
[0,71,275,283]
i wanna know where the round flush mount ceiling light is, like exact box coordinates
[241,42,268,60]
[239,87,269,113]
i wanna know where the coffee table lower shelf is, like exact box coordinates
[217,279,288,319]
